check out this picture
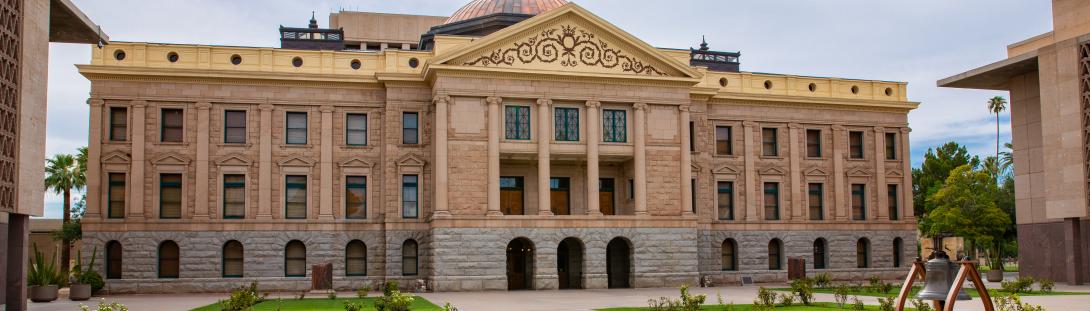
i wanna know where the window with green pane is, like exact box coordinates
[504,106,530,140]
[223,174,245,219]
[346,176,367,219]
[159,174,182,219]
[285,175,307,219]
[602,109,626,142]
[554,107,579,141]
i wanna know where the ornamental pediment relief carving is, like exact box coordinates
[338,158,375,169]
[101,151,131,164]
[691,163,704,173]
[713,165,740,175]
[397,153,426,167]
[277,155,315,167]
[153,153,191,165]
[216,154,252,167]
[461,24,669,76]
[759,167,786,175]
[804,167,829,176]
[886,170,904,177]
[846,167,872,177]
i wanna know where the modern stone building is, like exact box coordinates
[939,0,1089,285]
[79,0,918,293]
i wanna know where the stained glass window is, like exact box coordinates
[504,106,530,140]
[602,109,626,142]
[554,107,579,141]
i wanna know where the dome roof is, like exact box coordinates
[446,0,568,24]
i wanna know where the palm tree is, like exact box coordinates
[987,96,1008,182]
[999,142,1013,176]
[44,153,85,276]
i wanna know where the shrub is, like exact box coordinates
[814,272,832,288]
[296,290,307,300]
[1036,278,1054,293]
[375,281,414,311]
[778,292,795,306]
[218,282,268,311]
[868,275,882,289]
[343,301,365,311]
[994,294,1045,311]
[875,281,894,294]
[755,287,776,308]
[716,291,725,305]
[911,299,934,311]
[328,291,338,300]
[833,285,850,308]
[877,297,895,311]
[789,278,814,305]
[28,243,62,287]
[647,285,706,311]
[357,287,369,299]
[1001,276,1034,294]
[442,302,460,311]
[72,246,106,293]
[851,296,865,310]
[79,299,129,311]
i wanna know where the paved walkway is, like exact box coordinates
[25,283,1090,311]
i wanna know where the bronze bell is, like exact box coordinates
[916,242,971,301]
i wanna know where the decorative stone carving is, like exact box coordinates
[585,100,601,109]
[485,96,502,105]
[465,25,667,76]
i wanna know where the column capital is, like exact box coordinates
[319,105,335,113]
[873,126,886,133]
[678,104,691,112]
[131,100,147,108]
[536,98,552,106]
[787,123,802,129]
[900,127,911,133]
[832,124,846,131]
[633,102,649,111]
[258,104,275,111]
[88,98,105,107]
[742,121,758,127]
[434,95,452,105]
[486,96,502,106]
[195,102,212,110]
[585,100,601,109]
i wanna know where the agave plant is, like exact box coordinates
[28,243,62,287]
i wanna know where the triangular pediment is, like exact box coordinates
[153,153,190,165]
[886,170,903,177]
[432,4,699,80]
[759,167,786,175]
[339,158,375,168]
[713,165,740,175]
[101,151,130,164]
[691,163,704,173]
[804,167,829,176]
[216,154,252,166]
[277,156,315,167]
[397,154,427,167]
[847,168,872,177]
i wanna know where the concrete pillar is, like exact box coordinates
[537,99,554,216]
[319,105,335,220]
[193,102,211,220]
[257,104,274,219]
[832,125,847,221]
[5,214,28,311]
[486,97,503,216]
[1064,218,1084,285]
[129,100,146,219]
[679,105,694,216]
[0,213,7,307]
[788,123,802,220]
[85,99,104,220]
[742,121,757,221]
[874,127,888,221]
[633,103,649,216]
[901,128,914,220]
[586,101,602,216]
[433,96,452,218]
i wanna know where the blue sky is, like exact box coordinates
[39,0,1050,218]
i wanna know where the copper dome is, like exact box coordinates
[445,0,568,24]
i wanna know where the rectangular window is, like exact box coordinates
[500,176,525,215]
[849,131,864,159]
[504,106,531,140]
[691,179,697,214]
[550,177,571,215]
[806,129,821,158]
[554,107,579,141]
[109,107,127,141]
[716,126,733,155]
[223,174,245,219]
[885,132,897,160]
[717,181,734,220]
[285,175,307,219]
[286,112,307,145]
[852,184,866,220]
[159,173,182,219]
[160,108,184,142]
[888,184,899,220]
[346,114,367,146]
[689,122,695,152]
[108,173,126,219]
[628,179,635,200]
[762,128,778,156]
[764,182,780,220]
[402,175,419,218]
[808,183,824,220]
[224,110,247,144]
[602,109,627,142]
[345,176,367,219]
[402,112,419,144]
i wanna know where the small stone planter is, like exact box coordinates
[986,269,1004,282]
[69,284,92,301]
[29,285,59,302]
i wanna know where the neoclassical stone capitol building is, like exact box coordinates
[78,0,919,293]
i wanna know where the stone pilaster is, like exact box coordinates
[832,125,847,221]
[193,102,212,220]
[486,97,503,216]
[586,101,602,216]
[633,103,648,216]
[257,104,274,220]
[900,127,914,220]
[537,98,553,216]
[679,105,694,216]
[85,99,104,220]
[129,100,146,220]
[788,123,802,220]
[433,96,451,218]
[874,127,888,221]
[742,121,757,221]
[319,105,335,220]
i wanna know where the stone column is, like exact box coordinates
[193,102,212,220]
[788,123,802,220]
[742,121,757,221]
[633,103,649,216]
[129,100,146,219]
[586,101,602,216]
[4,214,28,311]
[486,97,503,216]
[319,105,335,220]
[900,128,914,220]
[832,125,847,221]
[433,96,452,218]
[874,127,888,221]
[85,99,104,220]
[1064,218,1084,285]
[257,104,274,219]
[537,98,554,216]
[679,105,694,216]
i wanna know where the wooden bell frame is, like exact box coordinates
[894,259,995,311]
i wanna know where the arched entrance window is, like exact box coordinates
[506,238,535,290]
[285,240,306,277]
[768,239,783,270]
[557,237,584,289]
[402,239,418,276]
[106,241,122,279]
[222,240,243,278]
[857,238,871,268]
[813,238,828,269]
[346,240,367,276]
[606,237,633,288]
[158,240,180,278]
[893,238,904,267]
[721,239,737,271]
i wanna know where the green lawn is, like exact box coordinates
[771,286,1089,298]
[597,302,914,311]
[190,297,442,311]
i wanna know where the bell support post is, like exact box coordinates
[941,261,994,311]
[894,259,926,311]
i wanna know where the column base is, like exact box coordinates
[192,215,210,221]
[635,211,649,216]
[317,215,335,221]
[586,212,604,216]
[681,211,695,217]
[537,211,554,216]
[485,211,504,217]
[256,214,273,220]
[433,211,453,218]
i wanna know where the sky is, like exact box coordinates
[39,0,1052,218]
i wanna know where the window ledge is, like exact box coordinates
[759,155,785,160]
[217,143,254,148]
[154,142,189,147]
[281,144,314,148]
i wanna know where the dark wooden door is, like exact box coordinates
[600,178,615,215]
[500,177,524,215]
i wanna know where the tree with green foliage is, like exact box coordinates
[987,96,1008,179]
[998,142,1013,177]
[912,142,979,218]
[921,164,1011,260]
[45,152,86,276]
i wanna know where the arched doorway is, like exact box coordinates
[606,237,632,288]
[557,237,584,289]
[506,238,534,290]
